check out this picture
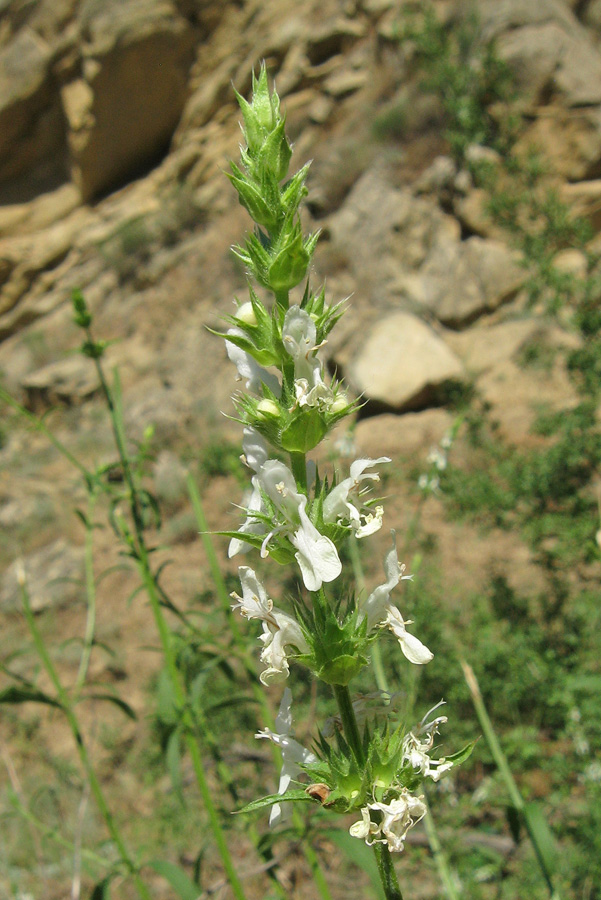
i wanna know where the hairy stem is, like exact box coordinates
[332,683,364,766]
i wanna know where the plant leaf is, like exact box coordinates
[235,789,314,814]
[325,828,385,900]
[446,740,477,766]
[166,729,185,805]
[89,875,113,899]
[0,685,63,710]
[146,859,201,900]
[523,801,558,877]
[81,693,137,720]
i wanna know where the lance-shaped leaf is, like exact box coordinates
[0,685,63,710]
[234,789,315,815]
[228,163,279,230]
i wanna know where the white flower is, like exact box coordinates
[349,788,427,852]
[282,306,322,384]
[226,327,281,396]
[402,702,453,781]
[230,565,272,620]
[294,376,332,409]
[228,428,269,558]
[282,306,335,410]
[358,532,412,629]
[231,567,309,684]
[256,687,317,826]
[258,460,341,591]
[322,458,390,538]
[290,505,342,591]
[259,459,305,522]
[358,533,432,665]
[349,807,380,842]
[385,607,433,665]
[376,791,427,852]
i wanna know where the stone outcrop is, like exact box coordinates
[0,28,69,202]
[66,0,196,201]
[479,0,601,178]
[341,312,465,412]
[0,0,198,206]
[0,538,84,613]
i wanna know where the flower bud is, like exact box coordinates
[330,394,349,415]
[235,301,257,326]
[257,398,280,418]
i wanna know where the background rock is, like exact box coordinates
[0,538,84,613]
[0,28,68,201]
[67,0,196,200]
[342,311,465,412]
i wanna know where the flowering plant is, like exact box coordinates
[219,66,472,899]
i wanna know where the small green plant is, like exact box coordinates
[401,5,516,164]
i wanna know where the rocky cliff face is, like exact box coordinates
[1,0,600,591]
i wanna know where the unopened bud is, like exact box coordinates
[330,394,349,415]
[257,398,279,418]
[236,301,257,326]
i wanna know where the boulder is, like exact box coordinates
[343,311,465,412]
[514,105,601,181]
[419,237,525,328]
[1,538,84,613]
[354,409,455,460]
[446,317,581,442]
[0,28,68,199]
[66,0,196,200]
[325,166,460,301]
[22,355,101,411]
[561,179,601,230]
[475,0,601,177]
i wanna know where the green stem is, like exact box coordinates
[348,536,389,697]
[333,686,404,900]
[349,537,459,899]
[274,289,289,310]
[421,790,460,900]
[90,354,145,538]
[75,491,98,696]
[290,451,308,492]
[332,684,364,767]
[0,387,90,480]
[20,581,151,900]
[188,474,333,900]
[8,791,110,871]
[136,537,248,900]
[373,843,404,900]
[460,659,561,900]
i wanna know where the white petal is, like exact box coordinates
[292,508,342,591]
[259,460,303,522]
[282,306,317,359]
[349,808,373,841]
[275,687,293,733]
[226,333,281,396]
[268,801,284,827]
[242,427,268,472]
[349,457,390,482]
[399,631,434,665]
[322,479,352,523]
